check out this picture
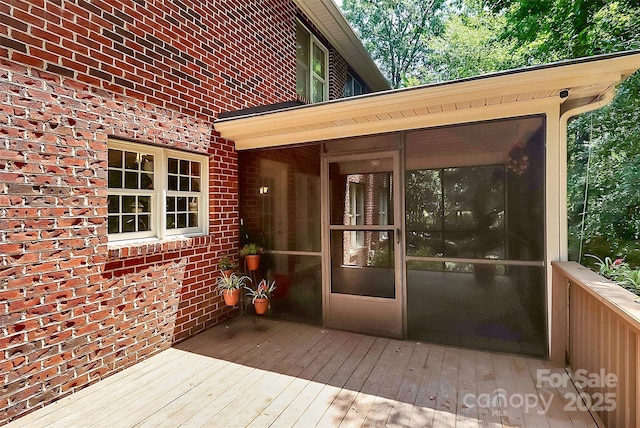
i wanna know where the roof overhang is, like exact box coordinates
[216,51,640,150]
[295,0,389,91]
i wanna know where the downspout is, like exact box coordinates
[557,88,617,261]
[550,88,617,364]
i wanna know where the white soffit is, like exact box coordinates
[216,51,640,150]
[295,0,389,91]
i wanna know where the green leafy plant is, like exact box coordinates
[244,279,276,303]
[619,269,640,291]
[218,255,237,271]
[585,254,640,295]
[215,272,250,292]
[585,254,627,278]
[240,243,263,257]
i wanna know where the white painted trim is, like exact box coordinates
[297,19,330,103]
[107,139,209,242]
[217,52,640,150]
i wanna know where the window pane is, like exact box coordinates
[312,44,325,77]
[108,216,119,234]
[167,214,175,229]
[141,154,154,171]
[124,171,138,189]
[168,158,178,174]
[191,178,200,192]
[108,195,120,213]
[188,198,198,212]
[331,230,395,299]
[330,165,393,227]
[238,143,321,252]
[108,149,122,168]
[191,162,200,177]
[296,65,308,99]
[166,197,175,212]
[123,196,137,213]
[188,213,198,227]
[312,77,324,103]
[122,215,135,232]
[108,170,122,189]
[179,176,189,191]
[138,215,150,231]
[180,159,189,175]
[124,151,138,170]
[344,76,353,97]
[177,197,187,211]
[141,172,153,190]
[139,196,151,213]
[296,23,310,64]
[168,175,178,191]
[354,80,362,95]
[405,116,545,261]
[177,213,187,228]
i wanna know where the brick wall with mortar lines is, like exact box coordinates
[0,0,323,423]
[0,58,241,424]
[0,0,298,118]
[0,0,359,423]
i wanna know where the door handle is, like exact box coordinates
[396,228,401,245]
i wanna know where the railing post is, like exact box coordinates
[550,262,568,367]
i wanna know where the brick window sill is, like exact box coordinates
[107,234,213,261]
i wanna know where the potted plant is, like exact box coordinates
[240,243,263,271]
[215,272,249,306]
[244,279,276,315]
[218,255,237,277]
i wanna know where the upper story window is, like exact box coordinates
[344,73,363,98]
[107,139,208,242]
[296,21,329,103]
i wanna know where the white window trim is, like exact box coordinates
[297,20,329,103]
[107,139,209,243]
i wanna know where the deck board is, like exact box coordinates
[7,317,598,428]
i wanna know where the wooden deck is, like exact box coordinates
[8,317,597,427]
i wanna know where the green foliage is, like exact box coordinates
[244,279,276,303]
[240,243,263,256]
[585,254,640,295]
[481,0,640,269]
[218,255,237,271]
[342,0,640,274]
[567,72,640,267]
[215,272,250,291]
[342,0,446,88]
[426,1,526,81]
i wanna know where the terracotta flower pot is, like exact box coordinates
[246,255,261,271]
[253,298,268,315]
[222,269,233,277]
[223,288,240,306]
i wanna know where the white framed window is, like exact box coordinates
[344,73,363,98]
[107,139,208,242]
[296,20,329,103]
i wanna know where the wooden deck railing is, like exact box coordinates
[551,261,640,427]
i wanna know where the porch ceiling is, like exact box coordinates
[215,51,640,151]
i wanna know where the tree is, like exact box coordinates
[426,0,525,82]
[483,0,640,265]
[342,0,446,88]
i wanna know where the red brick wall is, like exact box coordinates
[0,0,334,424]
[329,47,348,100]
